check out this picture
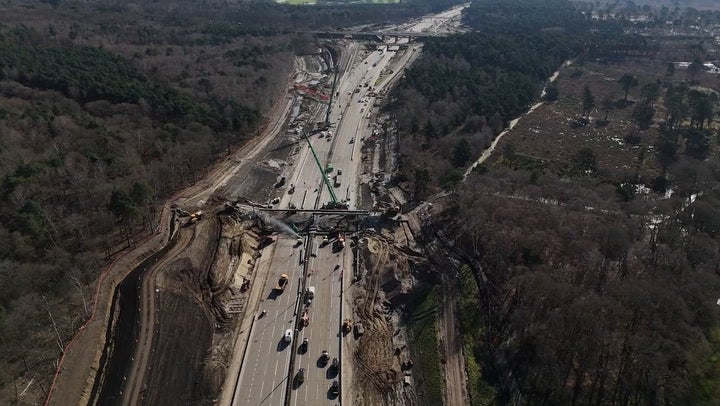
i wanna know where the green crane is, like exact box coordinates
[301,129,347,209]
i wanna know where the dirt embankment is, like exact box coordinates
[88,210,262,405]
[351,235,421,406]
[89,226,184,405]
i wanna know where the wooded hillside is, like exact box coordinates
[392,0,720,404]
[0,0,462,403]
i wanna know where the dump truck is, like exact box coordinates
[275,274,289,292]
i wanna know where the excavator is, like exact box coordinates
[301,129,348,210]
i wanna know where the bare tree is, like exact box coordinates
[67,273,91,318]
[40,295,64,353]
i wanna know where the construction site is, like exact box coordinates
[45,5,469,406]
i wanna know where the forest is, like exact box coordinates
[389,0,651,193]
[391,0,720,404]
[0,0,463,403]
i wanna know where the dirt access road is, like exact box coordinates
[441,272,469,406]
[46,84,295,406]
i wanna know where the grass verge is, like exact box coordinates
[408,283,443,405]
[457,266,498,406]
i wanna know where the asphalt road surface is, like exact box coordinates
[233,236,304,406]
[232,6,467,406]
[292,235,346,405]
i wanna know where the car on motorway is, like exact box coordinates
[320,350,329,366]
[284,329,293,343]
[297,368,305,383]
[330,380,339,396]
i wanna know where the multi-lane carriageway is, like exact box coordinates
[230,4,467,406]
[230,45,399,406]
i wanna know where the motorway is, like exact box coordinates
[230,45,401,406]
[233,236,303,406]
[292,237,350,405]
[230,5,467,406]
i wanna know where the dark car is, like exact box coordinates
[330,380,339,396]
[297,368,305,383]
[320,350,329,366]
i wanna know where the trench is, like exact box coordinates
[89,235,180,404]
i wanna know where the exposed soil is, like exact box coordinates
[90,228,182,404]
[351,235,419,405]
[86,210,266,406]
[141,291,214,405]
[46,65,297,406]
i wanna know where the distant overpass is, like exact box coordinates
[309,30,444,40]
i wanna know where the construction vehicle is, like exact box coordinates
[188,210,203,224]
[275,176,286,188]
[275,274,289,292]
[342,319,352,333]
[300,129,347,210]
